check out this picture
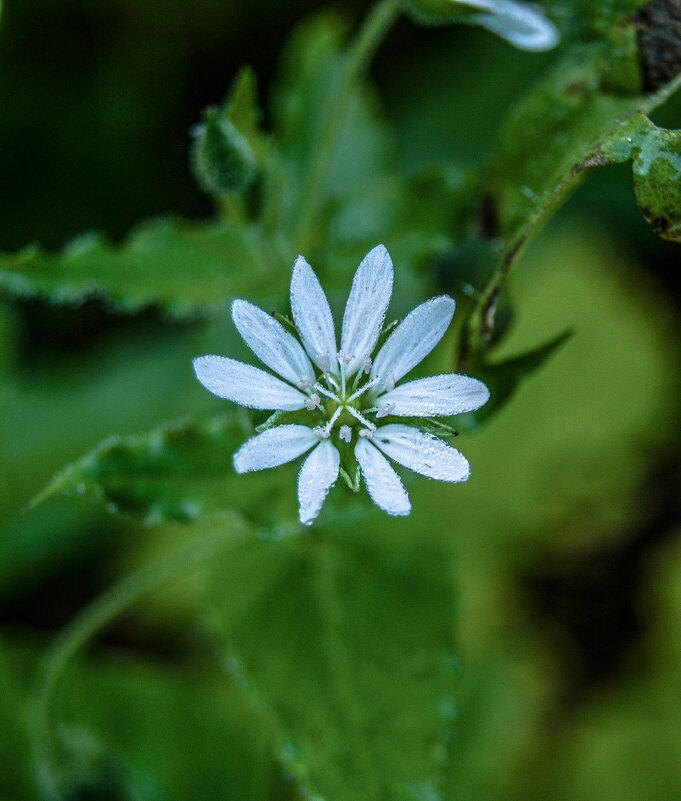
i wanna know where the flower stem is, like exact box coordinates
[33,524,236,780]
[292,0,401,251]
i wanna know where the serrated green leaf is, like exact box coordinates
[31,414,295,526]
[207,523,458,801]
[0,218,279,319]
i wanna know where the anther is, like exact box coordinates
[313,426,330,439]
[305,393,321,411]
[297,375,314,390]
[317,353,331,371]
[358,428,373,438]
[384,372,395,393]
[376,403,395,419]
[363,356,372,375]
[337,351,352,365]
[339,425,352,443]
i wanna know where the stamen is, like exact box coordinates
[297,375,314,390]
[363,356,372,375]
[384,372,395,393]
[347,377,381,403]
[376,403,395,419]
[315,406,343,437]
[358,428,373,438]
[339,425,352,443]
[346,406,376,431]
[305,393,321,411]
[325,373,340,392]
[312,383,337,401]
[317,353,331,371]
[313,426,330,439]
[337,351,348,397]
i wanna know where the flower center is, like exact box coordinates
[308,352,379,441]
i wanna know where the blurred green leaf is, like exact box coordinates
[31,414,294,526]
[0,218,278,319]
[267,12,397,246]
[2,624,291,801]
[207,523,457,801]
[41,726,167,801]
[469,329,573,425]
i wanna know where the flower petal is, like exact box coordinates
[232,299,314,386]
[290,255,337,371]
[379,373,490,417]
[355,438,410,516]
[193,355,307,410]
[233,425,318,473]
[372,424,470,482]
[341,244,393,377]
[470,0,558,52]
[297,440,340,525]
[371,295,455,385]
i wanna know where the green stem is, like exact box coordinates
[292,0,401,251]
[34,525,235,780]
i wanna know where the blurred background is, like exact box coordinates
[1,0,681,799]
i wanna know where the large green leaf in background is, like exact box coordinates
[0,632,292,801]
[207,521,457,801]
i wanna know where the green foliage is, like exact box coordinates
[207,523,457,801]
[2,2,681,800]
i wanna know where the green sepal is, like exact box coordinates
[273,311,304,344]
[373,318,400,354]
[339,461,361,493]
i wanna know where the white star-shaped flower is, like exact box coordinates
[193,245,490,524]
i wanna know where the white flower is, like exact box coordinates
[410,0,558,51]
[466,0,558,51]
[193,245,490,524]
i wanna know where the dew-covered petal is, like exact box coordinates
[290,255,337,371]
[470,0,558,51]
[232,299,314,385]
[372,424,470,482]
[297,440,340,524]
[379,373,490,417]
[371,295,455,385]
[355,438,410,516]
[233,425,318,473]
[341,245,393,377]
[193,355,307,410]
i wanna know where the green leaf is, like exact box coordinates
[601,112,681,240]
[0,217,280,319]
[30,414,296,526]
[207,522,458,801]
[468,329,573,426]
